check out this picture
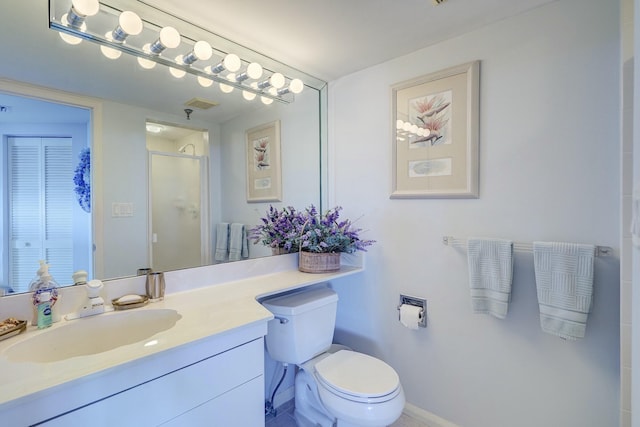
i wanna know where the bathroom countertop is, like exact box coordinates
[0,265,362,413]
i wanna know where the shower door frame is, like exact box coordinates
[147,150,210,271]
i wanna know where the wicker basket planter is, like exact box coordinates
[298,252,341,273]
[271,247,289,255]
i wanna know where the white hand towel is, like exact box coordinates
[214,223,229,261]
[533,241,595,340]
[241,228,249,258]
[467,238,514,319]
[229,223,248,261]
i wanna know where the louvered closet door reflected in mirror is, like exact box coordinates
[7,137,77,292]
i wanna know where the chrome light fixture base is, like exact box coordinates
[48,0,311,104]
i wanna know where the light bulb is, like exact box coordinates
[220,83,234,93]
[242,83,258,101]
[197,76,213,87]
[261,96,274,105]
[169,67,186,78]
[243,90,257,101]
[195,41,213,60]
[270,73,285,89]
[219,73,235,93]
[112,11,143,42]
[59,28,83,45]
[277,78,304,96]
[137,43,156,69]
[223,54,241,72]
[396,119,404,130]
[169,56,187,78]
[100,33,122,59]
[402,122,412,132]
[197,65,214,87]
[235,62,263,82]
[138,58,155,69]
[149,26,181,54]
[71,0,100,16]
[246,63,263,80]
[289,78,304,94]
[211,53,241,74]
[183,40,212,65]
[66,0,99,28]
[410,124,419,134]
[59,14,86,44]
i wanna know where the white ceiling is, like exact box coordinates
[140,0,555,82]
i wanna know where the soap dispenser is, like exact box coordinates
[29,260,60,326]
[36,290,53,329]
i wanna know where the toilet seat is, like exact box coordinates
[314,350,401,403]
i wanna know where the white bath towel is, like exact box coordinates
[467,238,514,319]
[229,223,249,261]
[214,223,229,261]
[533,241,595,340]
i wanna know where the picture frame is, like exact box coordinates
[391,61,479,199]
[246,120,282,203]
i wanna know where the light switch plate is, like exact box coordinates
[112,202,134,217]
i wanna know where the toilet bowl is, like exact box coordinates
[295,349,405,427]
[261,287,405,427]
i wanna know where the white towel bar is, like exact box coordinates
[442,236,613,257]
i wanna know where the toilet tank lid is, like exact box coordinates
[261,287,338,316]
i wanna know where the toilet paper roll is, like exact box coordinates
[399,304,422,330]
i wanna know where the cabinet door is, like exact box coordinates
[160,376,264,427]
[42,338,263,426]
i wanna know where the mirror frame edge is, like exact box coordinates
[319,83,329,212]
[0,78,104,278]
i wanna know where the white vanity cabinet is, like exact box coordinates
[0,259,364,426]
[40,338,264,427]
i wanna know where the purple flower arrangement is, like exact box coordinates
[250,205,375,254]
[249,205,305,252]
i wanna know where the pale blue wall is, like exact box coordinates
[328,0,621,425]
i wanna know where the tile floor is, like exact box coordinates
[265,400,430,427]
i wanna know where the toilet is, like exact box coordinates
[261,286,405,427]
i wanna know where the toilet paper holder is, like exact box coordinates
[397,294,427,328]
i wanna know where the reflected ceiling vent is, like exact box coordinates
[184,97,220,110]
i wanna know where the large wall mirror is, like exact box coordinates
[0,1,327,294]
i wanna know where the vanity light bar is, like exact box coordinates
[48,0,305,104]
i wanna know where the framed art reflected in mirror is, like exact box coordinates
[246,120,282,203]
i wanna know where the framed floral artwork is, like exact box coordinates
[246,120,282,202]
[391,61,479,198]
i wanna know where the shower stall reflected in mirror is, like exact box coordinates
[146,122,209,272]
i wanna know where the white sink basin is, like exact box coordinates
[3,309,182,363]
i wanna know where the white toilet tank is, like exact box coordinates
[261,287,338,364]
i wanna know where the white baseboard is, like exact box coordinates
[271,392,458,427]
[403,403,460,427]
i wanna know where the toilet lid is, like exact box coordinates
[314,350,399,398]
